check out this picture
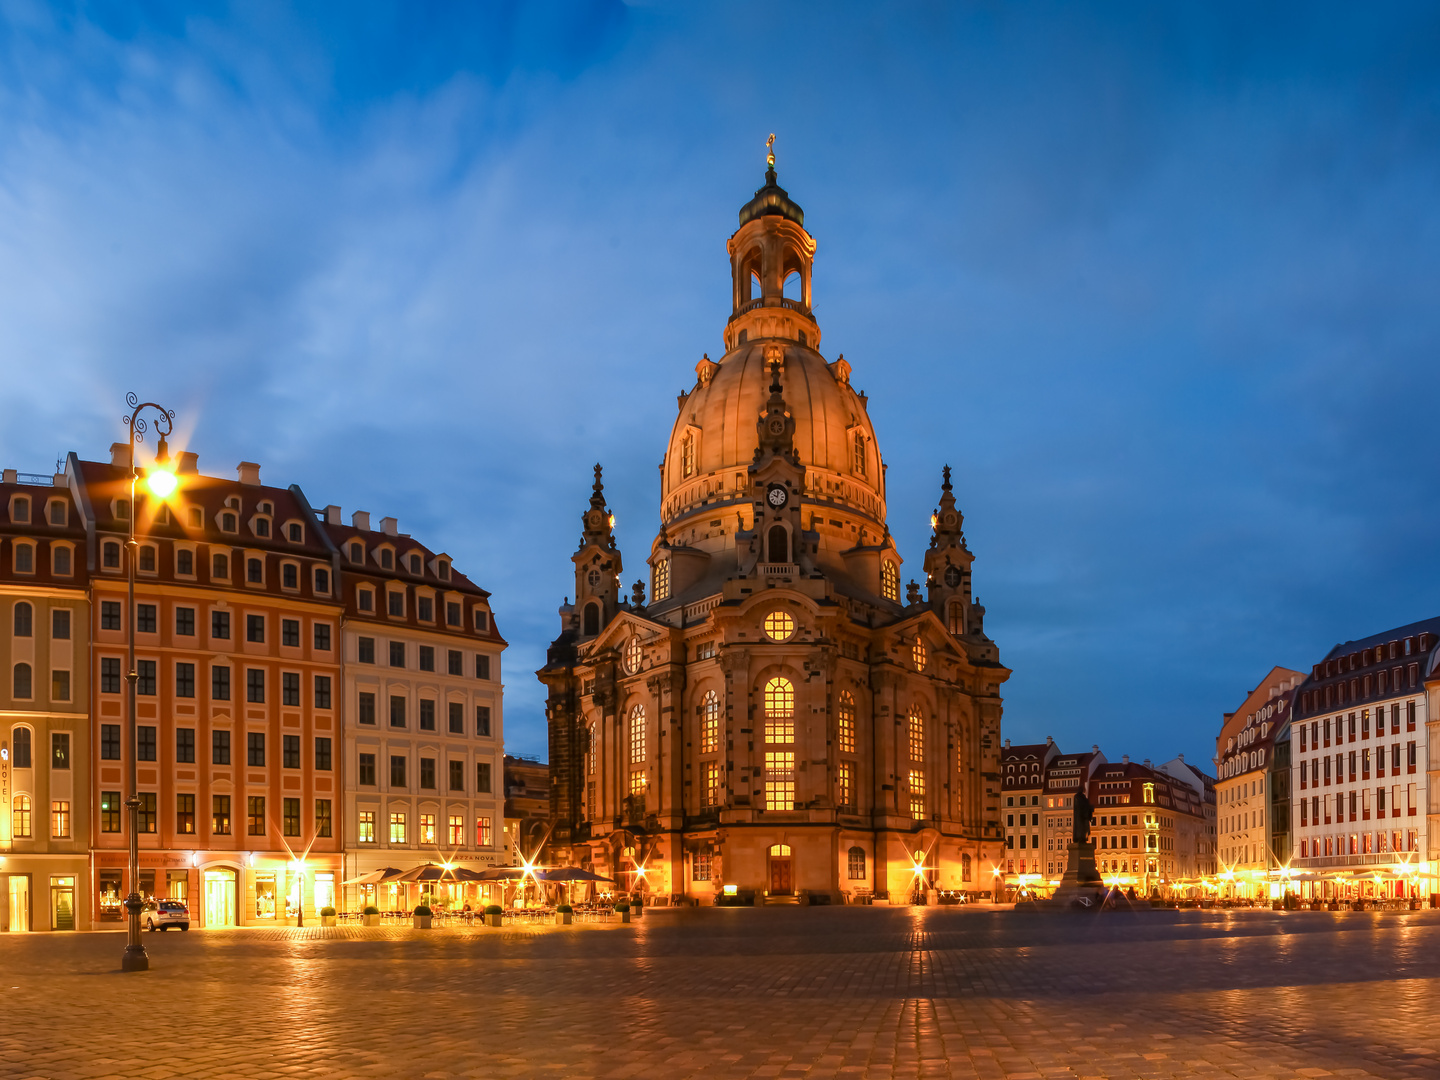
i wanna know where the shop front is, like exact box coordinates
[3,857,90,931]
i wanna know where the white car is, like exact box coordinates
[143,899,191,931]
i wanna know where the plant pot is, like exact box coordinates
[413,915,433,929]
[485,913,503,927]
[619,911,631,923]
[320,915,337,927]
[556,912,573,925]
[363,914,380,927]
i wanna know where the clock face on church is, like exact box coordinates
[766,484,788,508]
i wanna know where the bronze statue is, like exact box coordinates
[1072,788,1094,844]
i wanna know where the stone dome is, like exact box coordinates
[659,340,886,538]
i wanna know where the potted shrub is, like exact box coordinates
[412,904,433,929]
[483,904,504,928]
[555,903,573,926]
[363,904,381,927]
[320,906,337,927]
[631,894,644,918]
[614,901,631,924]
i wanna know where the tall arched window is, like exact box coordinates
[12,794,32,838]
[853,432,867,478]
[881,561,899,602]
[628,705,647,763]
[847,846,866,880]
[948,601,964,635]
[12,726,31,768]
[763,677,794,742]
[583,602,600,636]
[700,690,721,753]
[13,602,32,637]
[837,691,856,753]
[12,662,31,700]
[767,525,788,564]
[908,707,924,762]
[681,434,695,478]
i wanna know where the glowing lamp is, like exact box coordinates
[145,434,178,499]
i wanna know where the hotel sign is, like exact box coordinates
[0,742,10,849]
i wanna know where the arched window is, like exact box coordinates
[12,794,32,839]
[783,270,801,301]
[948,601,964,635]
[908,707,924,762]
[14,543,33,574]
[768,843,791,857]
[12,662,31,700]
[628,704,647,763]
[912,637,927,672]
[12,726,31,768]
[837,691,856,753]
[961,853,972,882]
[767,525,788,564]
[247,558,262,583]
[681,434,695,478]
[763,677,794,742]
[14,602,32,637]
[853,432,867,479]
[881,561,899,602]
[583,602,600,636]
[700,690,721,753]
[847,846,866,880]
[213,553,229,578]
[138,545,156,572]
[177,549,193,575]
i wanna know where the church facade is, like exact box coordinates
[538,156,1008,904]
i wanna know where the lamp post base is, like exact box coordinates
[121,944,150,972]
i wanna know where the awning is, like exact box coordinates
[343,867,405,886]
[540,867,614,883]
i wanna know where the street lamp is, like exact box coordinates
[120,393,178,973]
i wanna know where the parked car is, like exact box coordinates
[142,899,190,931]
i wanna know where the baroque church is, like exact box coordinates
[539,150,1008,903]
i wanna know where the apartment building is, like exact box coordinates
[1000,738,1057,876]
[1041,745,1105,878]
[1088,756,1209,895]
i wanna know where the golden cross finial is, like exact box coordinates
[766,133,776,171]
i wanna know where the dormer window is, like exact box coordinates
[681,433,695,478]
[52,544,72,576]
[437,559,451,581]
[47,500,66,526]
[287,523,302,542]
[281,563,299,590]
[259,501,273,515]
[188,507,203,528]
[222,512,237,533]
[103,541,121,570]
[387,592,404,617]
[116,499,129,520]
[176,548,194,576]
[349,542,363,564]
[155,505,172,525]
[138,545,157,573]
[212,553,229,579]
[474,609,489,632]
[314,567,330,594]
[418,596,434,622]
[881,561,899,603]
[380,549,393,570]
[358,588,374,612]
[247,557,263,584]
[408,553,421,574]
[254,517,270,538]
[12,496,29,523]
[13,542,34,574]
[853,432,867,479]
[653,559,670,602]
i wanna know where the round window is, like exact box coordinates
[763,611,796,641]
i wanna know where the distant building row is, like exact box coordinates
[0,446,507,931]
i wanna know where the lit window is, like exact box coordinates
[838,761,854,810]
[629,704,647,763]
[908,707,924,762]
[419,813,436,845]
[653,560,670,602]
[700,690,721,753]
[624,636,643,674]
[763,610,795,641]
[909,769,926,820]
[853,432,866,478]
[389,812,406,844]
[881,562,899,602]
[912,637,927,672]
[630,769,647,797]
[476,816,492,847]
[837,691,856,754]
[764,752,795,810]
[12,794,32,838]
[703,761,722,807]
[358,811,376,843]
[681,433,695,478]
[847,845,866,879]
[763,677,794,742]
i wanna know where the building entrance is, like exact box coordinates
[204,869,237,927]
[6,875,30,932]
[49,877,75,930]
[768,844,793,895]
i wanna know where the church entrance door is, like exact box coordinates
[768,844,793,895]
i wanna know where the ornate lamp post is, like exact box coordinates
[121,393,178,973]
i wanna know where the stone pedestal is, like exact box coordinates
[1018,841,1105,911]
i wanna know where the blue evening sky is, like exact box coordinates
[2,2,1439,768]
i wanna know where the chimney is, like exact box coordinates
[1,469,15,484]
[110,442,131,468]
[1122,755,1130,765]
[380,516,398,536]
[1177,753,1185,762]
[325,505,341,525]
[1143,758,1152,769]
[237,462,261,485]
[1003,738,1010,749]
[352,511,371,531]
[1046,735,1054,746]
[1092,745,1099,754]
[177,451,200,474]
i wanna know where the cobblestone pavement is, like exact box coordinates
[3,907,1440,1080]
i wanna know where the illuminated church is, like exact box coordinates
[539,147,1008,903]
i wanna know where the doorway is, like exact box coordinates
[204,868,237,927]
[7,876,30,932]
[50,877,75,930]
[768,844,793,895]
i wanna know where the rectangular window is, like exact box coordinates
[419,699,436,731]
[838,761,854,810]
[138,793,157,834]
[246,614,265,643]
[138,726,156,761]
[764,752,795,810]
[176,607,195,636]
[419,814,435,844]
[177,793,196,835]
[448,701,464,734]
[48,731,69,769]
[358,589,373,612]
[211,610,230,640]
[358,753,376,786]
[477,761,492,794]
[358,692,376,725]
[476,705,491,737]
[448,814,464,845]
[390,754,407,787]
[248,796,265,836]
[476,815,492,847]
[282,671,300,706]
[282,619,300,647]
[101,601,121,631]
[315,737,332,771]
[419,645,435,672]
[420,757,436,789]
[283,798,300,836]
[475,610,489,632]
[176,727,195,764]
[51,799,70,838]
[358,810,375,843]
[388,592,404,617]
[447,602,462,627]
[314,623,331,651]
[283,734,300,769]
[176,662,196,698]
[137,660,156,696]
[909,769,927,820]
[389,812,406,844]
[390,695,406,728]
[101,791,122,833]
[246,668,265,703]
[101,724,121,760]
[213,795,231,835]
[314,675,332,709]
[449,759,464,792]
[476,655,491,680]
[136,604,157,633]
[100,657,121,694]
[448,649,463,675]
[247,731,265,767]
[315,799,332,838]
[212,665,231,701]
[358,636,375,664]
[212,730,231,765]
[703,760,722,807]
[389,642,405,667]
[418,597,434,622]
